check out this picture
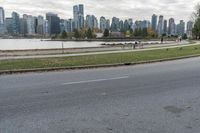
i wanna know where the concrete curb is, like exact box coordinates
[1,54,200,75]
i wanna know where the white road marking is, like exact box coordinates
[63,76,129,85]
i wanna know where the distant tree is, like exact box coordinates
[142,28,148,37]
[182,33,188,39]
[129,28,134,37]
[134,28,143,37]
[86,28,93,39]
[162,33,167,37]
[74,29,80,39]
[147,28,157,38]
[61,31,67,39]
[103,29,110,37]
[134,28,139,37]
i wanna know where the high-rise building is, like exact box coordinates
[20,14,28,35]
[27,15,36,35]
[64,19,74,33]
[106,19,110,30]
[134,20,142,29]
[12,12,20,34]
[19,18,27,36]
[46,13,60,35]
[119,20,124,31]
[163,20,168,35]
[73,4,84,29]
[60,19,65,33]
[128,19,133,28]
[0,7,5,33]
[151,14,157,31]
[157,15,164,36]
[141,20,150,29]
[86,15,98,29]
[43,20,49,35]
[177,20,185,36]
[37,15,44,35]
[111,17,120,32]
[124,20,129,31]
[5,18,13,34]
[0,7,4,25]
[186,21,194,38]
[100,16,107,32]
[168,18,176,36]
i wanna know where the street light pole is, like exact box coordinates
[62,42,64,54]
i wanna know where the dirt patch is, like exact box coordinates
[164,106,185,114]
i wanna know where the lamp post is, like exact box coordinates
[62,42,64,54]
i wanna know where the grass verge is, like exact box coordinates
[0,44,200,72]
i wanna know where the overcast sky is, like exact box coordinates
[1,0,199,22]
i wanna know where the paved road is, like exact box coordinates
[0,41,191,60]
[1,57,200,133]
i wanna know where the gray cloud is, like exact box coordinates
[1,0,199,22]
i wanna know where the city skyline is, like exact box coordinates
[1,0,199,22]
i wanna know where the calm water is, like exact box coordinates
[0,39,105,50]
[0,39,163,50]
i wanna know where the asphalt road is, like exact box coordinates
[1,57,200,133]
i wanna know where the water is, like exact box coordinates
[0,39,164,50]
[0,39,104,50]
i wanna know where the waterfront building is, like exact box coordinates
[27,15,36,35]
[0,7,5,33]
[123,20,130,31]
[86,15,98,29]
[5,18,13,34]
[100,16,107,32]
[46,13,60,35]
[168,18,176,36]
[151,14,157,31]
[177,20,185,36]
[111,17,120,32]
[37,15,44,35]
[73,4,84,29]
[157,15,164,36]
[106,19,110,30]
[186,21,194,38]
[12,12,20,34]
[163,20,168,35]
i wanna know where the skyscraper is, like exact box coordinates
[64,19,74,33]
[111,17,120,32]
[19,18,27,36]
[119,20,124,31]
[123,20,129,31]
[27,15,36,35]
[106,19,110,30]
[186,21,194,38]
[73,4,84,29]
[157,15,164,36]
[177,20,185,36]
[141,20,150,29]
[46,13,60,35]
[0,7,5,33]
[86,15,98,29]
[163,20,168,35]
[168,18,176,36]
[37,15,44,35]
[151,14,157,32]
[100,16,107,32]
[5,18,13,34]
[12,12,20,34]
